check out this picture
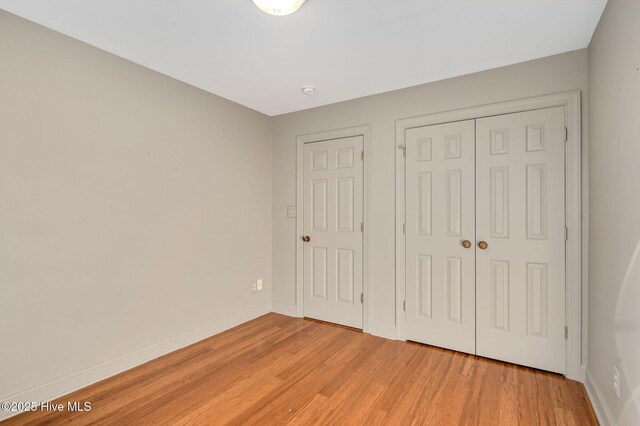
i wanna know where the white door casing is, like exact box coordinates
[475,107,566,373]
[302,136,364,329]
[405,120,476,354]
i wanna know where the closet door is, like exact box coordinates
[475,107,566,373]
[405,120,476,354]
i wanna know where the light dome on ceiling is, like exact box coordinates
[252,0,306,16]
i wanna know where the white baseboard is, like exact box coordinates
[585,368,616,426]
[271,302,299,317]
[369,321,397,340]
[0,302,272,421]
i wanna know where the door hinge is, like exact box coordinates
[403,301,406,311]
[565,226,568,241]
[565,326,568,340]
[564,127,568,142]
[398,144,406,158]
[361,222,364,232]
[361,293,364,304]
[361,150,365,161]
[403,223,406,234]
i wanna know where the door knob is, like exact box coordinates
[478,241,488,250]
[302,236,311,242]
[461,240,472,249]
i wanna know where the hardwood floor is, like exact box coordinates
[4,313,597,425]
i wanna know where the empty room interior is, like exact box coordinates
[0,0,639,424]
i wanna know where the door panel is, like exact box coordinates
[476,107,566,373]
[405,120,476,354]
[303,136,363,329]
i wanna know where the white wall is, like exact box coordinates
[0,10,272,406]
[587,0,640,424]
[272,50,589,341]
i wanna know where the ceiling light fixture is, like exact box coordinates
[253,0,306,16]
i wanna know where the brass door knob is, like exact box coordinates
[462,240,472,249]
[478,241,488,250]
[302,236,311,242]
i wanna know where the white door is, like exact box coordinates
[405,120,476,354]
[303,136,364,329]
[475,107,566,373]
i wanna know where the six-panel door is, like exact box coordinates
[303,136,364,329]
[405,120,476,354]
[475,107,566,373]
[404,106,567,373]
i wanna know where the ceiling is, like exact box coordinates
[0,0,607,116]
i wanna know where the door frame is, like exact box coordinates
[296,125,372,332]
[395,91,583,381]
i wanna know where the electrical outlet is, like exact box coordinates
[257,279,263,291]
[613,364,621,399]
[287,206,296,218]
[251,281,257,294]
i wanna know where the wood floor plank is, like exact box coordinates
[3,313,598,426]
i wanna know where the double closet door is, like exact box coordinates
[405,106,566,374]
